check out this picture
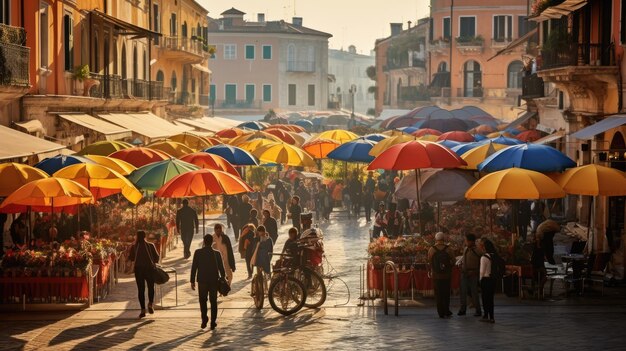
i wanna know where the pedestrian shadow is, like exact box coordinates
[48,318,153,349]
[148,329,205,350]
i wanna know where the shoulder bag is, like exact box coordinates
[213,251,231,296]
[144,242,170,285]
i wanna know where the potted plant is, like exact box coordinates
[72,64,90,95]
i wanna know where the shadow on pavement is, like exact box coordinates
[48,318,154,349]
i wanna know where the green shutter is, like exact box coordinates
[263,85,271,102]
[246,45,254,59]
[246,85,255,103]
[263,45,272,59]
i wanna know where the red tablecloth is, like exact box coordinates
[367,265,461,292]
[0,276,89,302]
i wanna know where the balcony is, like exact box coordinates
[398,85,438,102]
[287,61,315,73]
[522,74,545,100]
[159,36,208,63]
[539,43,614,70]
[216,99,262,109]
[457,87,483,98]
[385,58,426,71]
[87,74,164,100]
[0,24,30,104]
[428,39,450,55]
[456,36,484,55]
[491,38,513,48]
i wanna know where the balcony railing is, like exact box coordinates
[457,87,483,98]
[0,42,30,87]
[287,60,315,73]
[522,74,545,99]
[199,94,211,106]
[491,38,513,47]
[216,99,262,109]
[0,23,26,45]
[162,36,206,57]
[385,58,426,71]
[88,74,163,100]
[540,43,615,70]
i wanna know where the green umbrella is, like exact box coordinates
[128,159,199,191]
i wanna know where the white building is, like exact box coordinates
[328,46,375,114]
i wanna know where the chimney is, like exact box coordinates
[292,17,303,27]
[390,23,403,36]
[258,13,265,23]
[348,45,356,54]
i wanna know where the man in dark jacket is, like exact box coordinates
[428,232,454,319]
[191,234,226,330]
[363,172,376,222]
[237,195,253,241]
[176,199,199,259]
[262,209,278,244]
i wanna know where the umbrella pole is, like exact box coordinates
[437,201,441,231]
[587,196,593,252]
[415,169,424,234]
[151,196,155,225]
[489,200,493,234]
[202,196,206,235]
[77,204,80,234]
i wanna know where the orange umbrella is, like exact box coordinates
[473,124,496,135]
[216,128,247,139]
[302,138,341,159]
[0,178,93,214]
[266,124,304,133]
[265,128,298,145]
[180,152,240,177]
[53,164,142,204]
[109,147,170,167]
[146,141,195,158]
[0,163,49,197]
[205,136,223,146]
[516,129,544,142]
[411,128,442,137]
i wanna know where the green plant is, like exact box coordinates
[366,108,376,116]
[72,64,90,81]
[455,35,484,45]
[366,66,376,80]
[542,29,571,51]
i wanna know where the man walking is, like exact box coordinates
[237,195,253,241]
[363,171,376,222]
[176,199,198,259]
[212,223,236,284]
[428,232,454,318]
[458,233,483,317]
[191,234,225,330]
[262,209,278,244]
[349,173,363,220]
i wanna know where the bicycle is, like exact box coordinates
[251,267,265,310]
[267,257,307,316]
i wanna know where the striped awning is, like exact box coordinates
[530,0,588,22]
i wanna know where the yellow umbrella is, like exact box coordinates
[417,134,439,142]
[54,164,143,204]
[168,133,214,151]
[302,138,341,159]
[76,140,133,156]
[368,134,417,156]
[146,141,195,158]
[460,142,509,170]
[0,163,49,197]
[229,131,282,146]
[237,139,281,153]
[315,129,358,144]
[487,131,514,139]
[0,178,93,213]
[251,143,317,168]
[553,164,626,196]
[465,168,566,200]
[84,155,137,176]
[381,130,408,137]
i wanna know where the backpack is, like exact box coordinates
[485,253,505,279]
[432,245,452,275]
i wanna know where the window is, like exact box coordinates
[63,13,74,71]
[428,18,434,42]
[153,3,160,45]
[463,60,482,97]
[0,0,10,25]
[262,45,272,59]
[245,45,255,59]
[121,45,127,78]
[210,84,216,103]
[171,71,177,90]
[263,84,272,102]
[182,21,187,37]
[191,78,195,93]
[245,84,255,102]
[40,3,49,68]
[518,16,536,37]
[156,70,164,82]
[308,84,315,106]
[437,61,447,72]
[443,17,451,40]
[170,13,177,36]
[493,15,513,41]
[288,84,296,105]
[224,44,236,59]
[622,0,626,43]
[225,84,236,104]
[459,16,476,38]
[287,44,296,63]
[507,60,524,89]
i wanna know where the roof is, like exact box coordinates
[221,7,246,16]
[571,116,626,140]
[208,19,332,38]
[176,117,241,133]
[96,112,193,140]
[0,125,66,161]
[90,10,160,39]
[58,114,132,141]
[530,0,587,22]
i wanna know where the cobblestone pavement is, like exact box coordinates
[1,211,625,350]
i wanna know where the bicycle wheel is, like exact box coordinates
[268,276,307,316]
[301,268,327,309]
[252,273,264,309]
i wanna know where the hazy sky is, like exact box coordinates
[198,0,430,55]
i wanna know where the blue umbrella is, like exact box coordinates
[482,135,523,146]
[398,126,419,134]
[474,134,488,141]
[294,119,313,130]
[312,117,326,126]
[34,155,95,175]
[438,140,462,149]
[363,133,387,142]
[327,139,376,163]
[478,144,577,173]
[238,121,267,131]
[203,145,258,166]
[451,142,481,156]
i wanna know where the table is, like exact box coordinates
[0,276,89,303]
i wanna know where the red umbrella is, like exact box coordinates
[472,125,496,135]
[179,152,240,177]
[516,129,544,142]
[216,128,246,139]
[411,128,442,137]
[437,131,475,142]
[109,147,170,168]
[264,128,298,145]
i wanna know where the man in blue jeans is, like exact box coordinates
[458,233,483,317]
[191,235,226,330]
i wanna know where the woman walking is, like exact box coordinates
[128,230,160,318]
[479,238,497,323]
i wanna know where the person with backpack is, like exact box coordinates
[479,238,504,323]
[458,233,483,317]
[428,232,454,319]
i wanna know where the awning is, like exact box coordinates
[58,114,132,141]
[534,130,566,144]
[571,115,626,140]
[90,10,161,39]
[429,71,450,88]
[14,119,45,135]
[191,64,211,74]
[488,27,538,61]
[506,111,537,129]
[97,112,192,140]
[530,0,588,22]
[0,125,66,161]
[176,116,240,133]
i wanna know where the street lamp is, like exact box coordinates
[349,84,357,128]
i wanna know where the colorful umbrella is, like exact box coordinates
[478,144,577,173]
[516,129,545,142]
[395,169,477,202]
[147,141,195,158]
[472,125,496,135]
[451,142,482,156]
[237,139,281,154]
[302,138,341,159]
[76,140,133,156]
[205,136,223,145]
[397,126,419,134]
[155,169,253,198]
[315,129,358,144]
[266,124,304,133]
[327,139,376,163]
[84,155,137,176]
[238,121,269,131]
[264,128,299,145]
[251,143,317,167]
[459,142,509,170]
[216,128,247,139]
[420,118,469,132]
[483,136,524,146]
[34,155,96,175]
[438,140,462,149]
[179,152,240,177]
[465,168,566,200]
[204,145,258,166]
[553,164,626,196]
[169,133,215,151]
[109,147,170,168]
[368,134,416,157]
[0,178,94,214]
[437,131,475,142]
[417,134,440,142]
[411,128,442,137]
[229,131,282,146]
[294,120,314,130]
[0,163,49,197]
[128,159,200,191]
[363,134,388,142]
[54,164,142,204]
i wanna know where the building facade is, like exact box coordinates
[328,46,375,115]
[206,8,331,114]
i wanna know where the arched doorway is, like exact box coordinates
[182,21,188,37]
[507,61,524,89]
[121,44,127,79]
[608,132,625,251]
[132,46,138,80]
[463,60,482,97]
[94,34,99,73]
[156,70,164,82]
[437,61,447,72]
